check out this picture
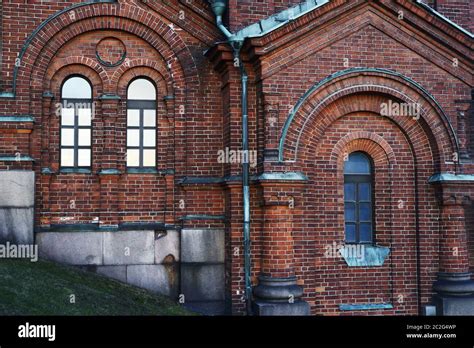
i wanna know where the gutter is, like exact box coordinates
[209,0,252,315]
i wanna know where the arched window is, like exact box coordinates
[126,78,157,168]
[60,76,93,170]
[344,152,374,244]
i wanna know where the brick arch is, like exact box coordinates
[330,130,397,170]
[44,57,106,93]
[12,1,197,108]
[279,69,458,172]
[30,17,186,100]
[49,63,104,98]
[113,60,172,99]
[296,96,436,180]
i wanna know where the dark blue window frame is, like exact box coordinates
[344,152,375,244]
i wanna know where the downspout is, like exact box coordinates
[209,0,253,315]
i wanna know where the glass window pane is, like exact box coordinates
[127,79,156,100]
[143,149,156,167]
[360,223,373,243]
[78,108,92,126]
[127,110,140,126]
[127,149,140,167]
[61,149,74,167]
[344,152,371,174]
[344,202,356,221]
[62,76,92,99]
[359,202,372,221]
[61,108,75,126]
[78,149,91,167]
[344,183,355,201]
[143,110,156,127]
[345,224,356,243]
[61,129,75,146]
[359,183,371,201]
[78,129,91,146]
[143,130,156,147]
[127,129,140,147]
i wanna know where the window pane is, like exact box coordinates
[143,110,156,127]
[345,224,356,243]
[344,152,371,174]
[78,129,91,146]
[359,202,372,221]
[61,108,75,126]
[359,183,371,201]
[143,130,156,147]
[127,110,140,126]
[344,202,356,221]
[61,149,74,167]
[61,129,75,146]
[143,149,156,167]
[127,79,156,100]
[78,149,91,167]
[127,149,140,167]
[62,76,92,99]
[360,223,373,243]
[78,108,92,126]
[344,183,355,201]
[127,129,140,147]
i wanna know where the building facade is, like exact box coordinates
[0,0,473,316]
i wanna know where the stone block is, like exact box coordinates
[155,230,180,263]
[37,232,103,265]
[103,230,154,265]
[181,229,224,263]
[96,265,127,283]
[0,208,34,244]
[0,171,34,207]
[127,264,179,298]
[434,295,474,315]
[181,264,225,301]
[253,300,311,316]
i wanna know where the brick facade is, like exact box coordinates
[0,0,473,316]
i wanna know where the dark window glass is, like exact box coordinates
[344,152,374,243]
[127,78,157,168]
[60,76,93,169]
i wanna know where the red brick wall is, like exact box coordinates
[467,205,474,273]
[228,0,305,31]
[435,0,473,32]
[0,0,472,316]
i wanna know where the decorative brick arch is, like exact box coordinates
[279,68,459,173]
[49,63,104,98]
[113,59,173,99]
[44,57,106,94]
[10,1,198,108]
[330,131,396,170]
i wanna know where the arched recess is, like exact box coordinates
[284,78,444,311]
[10,1,198,108]
[279,68,459,174]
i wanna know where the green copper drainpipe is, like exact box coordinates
[210,0,253,315]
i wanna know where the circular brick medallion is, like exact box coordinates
[96,37,127,67]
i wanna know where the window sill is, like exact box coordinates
[340,244,390,267]
[126,168,159,174]
[59,168,92,174]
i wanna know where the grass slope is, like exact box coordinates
[0,259,193,316]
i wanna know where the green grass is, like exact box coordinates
[0,259,194,316]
